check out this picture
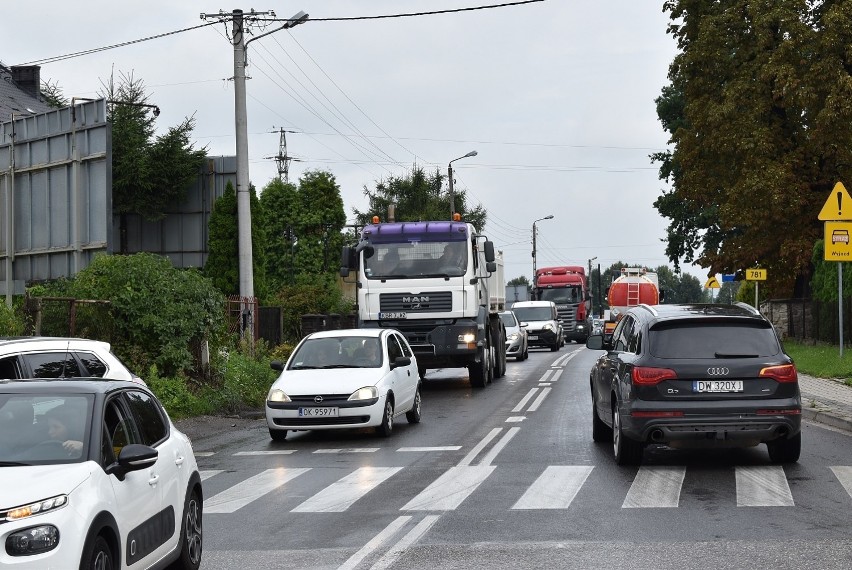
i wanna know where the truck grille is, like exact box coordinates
[380,292,452,312]
[557,304,578,332]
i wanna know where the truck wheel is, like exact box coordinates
[468,337,492,388]
[494,340,506,379]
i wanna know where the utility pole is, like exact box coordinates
[201,9,307,339]
[267,128,298,183]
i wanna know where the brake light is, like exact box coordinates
[631,366,677,385]
[758,364,798,383]
[631,410,684,418]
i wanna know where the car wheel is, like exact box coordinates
[613,405,643,465]
[522,344,529,360]
[377,396,394,437]
[591,400,611,443]
[405,386,422,424]
[767,432,801,464]
[81,534,114,570]
[269,428,288,442]
[550,340,559,352]
[170,489,203,570]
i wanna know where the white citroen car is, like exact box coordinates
[0,378,202,569]
[265,328,422,440]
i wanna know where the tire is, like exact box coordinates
[495,343,506,379]
[613,405,643,465]
[468,339,491,388]
[767,432,801,464]
[377,396,394,437]
[592,400,611,443]
[550,340,559,352]
[269,428,288,442]
[522,344,529,360]
[169,489,203,570]
[80,535,114,570]
[405,386,422,424]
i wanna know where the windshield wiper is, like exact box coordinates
[714,352,759,358]
[319,364,354,369]
[289,365,319,370]
[0,462,31,467]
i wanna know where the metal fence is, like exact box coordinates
[762,298,852,345]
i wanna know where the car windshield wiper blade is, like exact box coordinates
[0,461,31,467]
[319,364,354,369]
[289,365,319,370]
[714,351,759,358]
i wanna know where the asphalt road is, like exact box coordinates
[179,345,852,570]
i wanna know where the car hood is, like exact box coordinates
[273,368,391,396]
[0,462,94,508]
[522,320,556,329]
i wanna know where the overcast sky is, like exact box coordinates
[8,1,706,282]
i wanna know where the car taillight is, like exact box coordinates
[756,408,801,415]
[631,366,677,385]
[631,410,684,418]
[758,364,798,383]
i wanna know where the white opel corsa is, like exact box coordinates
[266,328,422,440]
[0,379,203,570]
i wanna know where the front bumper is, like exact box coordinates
[265,395,386,430]
[525,329,559,348]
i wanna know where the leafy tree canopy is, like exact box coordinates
[353,165,487,230]
[656,1,852,297]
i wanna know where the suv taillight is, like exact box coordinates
[758,364,798,383]
[631,366,677,386]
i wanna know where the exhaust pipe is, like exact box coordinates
[650,429,664,442]
[775,426,789,438]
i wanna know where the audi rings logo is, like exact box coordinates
[314,395,324,403]
[707,367,730,376]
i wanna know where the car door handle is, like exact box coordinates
[174,455,185,466]
[148,474,160,487]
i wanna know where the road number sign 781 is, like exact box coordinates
[746,269,767,281]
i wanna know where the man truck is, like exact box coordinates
[341,217,507,388]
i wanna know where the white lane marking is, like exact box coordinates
[194,451,215,457]
[511,465,594,509]
[538,383,552,387]
[458,428,502,466]
[736,465,795,507]
[199,469,222,482]
[512,388,539,413]
[401,465,495,511]
[505,416,526,423]
[337,515,411,570]
[551,354,570,367]
[205,468,310,514]
[234,450,296,456]
[478,427,520,466]
[292,467,403,513]
[539,370,555,383]
[397,446,462,452]
[550,369,564,382]
[830,466,852,500]
[526,387,552,412]
[622,466,686,508]
[369,515,441,570]
[313,448,379,454]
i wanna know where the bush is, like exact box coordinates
[144,366,215,419]
[208,339,278,414]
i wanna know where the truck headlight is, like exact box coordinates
[458,333,476,343]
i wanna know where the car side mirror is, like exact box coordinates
[270,360,284,371]
[392,356,411,369]
[520,322,528,328]
[107,444,158,481]
[585,334,610,351]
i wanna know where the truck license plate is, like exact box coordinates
[692,380,743,393]
[378,312,406,320]
[298,407,339,417]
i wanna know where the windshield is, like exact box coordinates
[0,394,93,465]
[512,307,553,322]
[364,241,467,279]
[288,337,384,369]
[499,312,518,327]
[539,286,582,304]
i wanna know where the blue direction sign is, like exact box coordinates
[722,274,736,282]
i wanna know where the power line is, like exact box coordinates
[280,1,545,22]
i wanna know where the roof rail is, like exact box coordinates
[733,301,760,315]
[636,303,658,316]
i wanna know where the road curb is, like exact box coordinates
[801,406,852,432]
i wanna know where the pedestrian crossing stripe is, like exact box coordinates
[199,464,852,515]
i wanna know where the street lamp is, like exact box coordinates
[447,150,477,219]
[531,215,554,288]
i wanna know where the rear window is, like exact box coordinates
[649,321,781,359]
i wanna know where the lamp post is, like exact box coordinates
[531,215,554,291]
[447,150,477,219]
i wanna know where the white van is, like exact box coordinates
[511,300,563,352]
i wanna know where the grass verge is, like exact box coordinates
[783,339,852,386]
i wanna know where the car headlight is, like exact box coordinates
[543,323,554,331]
[348,386,378,401]
[5,495,67,522]
[267,388,291,403]
[507,333,519,341]
[6,525,59,556]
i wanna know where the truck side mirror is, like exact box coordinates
[486,261,496,273]
[483,241,495,263]
[340,246,356,277]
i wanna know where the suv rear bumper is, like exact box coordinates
[622,404,801,445]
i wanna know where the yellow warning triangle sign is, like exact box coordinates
[819,182,852,220]
[705,276,720,289]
